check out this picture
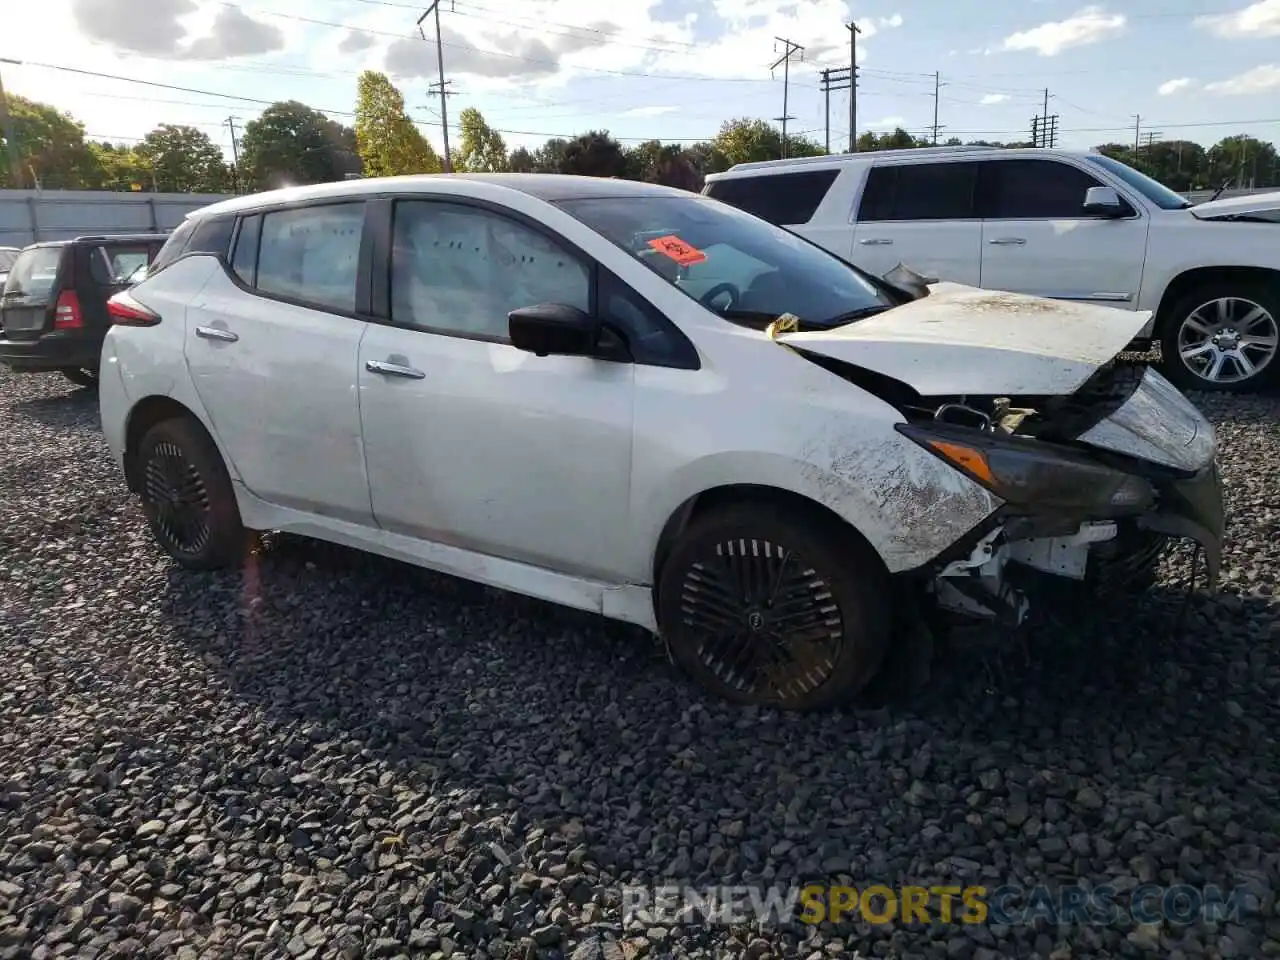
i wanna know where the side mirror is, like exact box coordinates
[509,303,609,359]
[1083,186,1125,218]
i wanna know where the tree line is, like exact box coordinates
[3,72,1277,194]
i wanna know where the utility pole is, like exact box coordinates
[819,67,851,154]
[770,37,804,159]
[226,117,241,194]
[847,22,861,151]
[418,1,454,172]
[0,60,25,188]
[1141,130,1161,152]
[931,72,945,146]
[1133,114,1141,152]
[1045,113,1059,148]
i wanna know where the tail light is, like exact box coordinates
[107,290,161,327]
[54,290,83,330]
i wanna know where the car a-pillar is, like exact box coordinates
[1156,266,1280,393]
[649,484,933,712]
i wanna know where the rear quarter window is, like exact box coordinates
[88,244,158,286]
[705,169,840,226]
[2,247,64,301]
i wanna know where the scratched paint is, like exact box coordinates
[1079,367,1217,472]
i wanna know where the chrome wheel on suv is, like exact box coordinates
[1161,283,1280,392]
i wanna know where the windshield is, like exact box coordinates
[1083,154,1192,210]
[557,195,892,330]
[1,247,63,301]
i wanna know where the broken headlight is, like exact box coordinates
[896,422,1155,513]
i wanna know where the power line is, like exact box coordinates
[770,37,805,159]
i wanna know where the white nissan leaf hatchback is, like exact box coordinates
[99,174,1225,710]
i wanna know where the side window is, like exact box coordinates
[186,216,235,258]
[89,244,154,285]
[390,200,590,340]
[256,203,365,314]
[984,159,1113,219]
[231,214,262,286]
[148,218,197,275]
[705,170,839,226]
[857,162,978,221]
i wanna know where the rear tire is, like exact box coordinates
[61,367,99,388]
[137,416,250,570]
[1159,281,1280,392]
[656,500,892,711]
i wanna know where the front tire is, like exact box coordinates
[137,416,249,570]
[656,501,891,711]
[1159,281,1280,392]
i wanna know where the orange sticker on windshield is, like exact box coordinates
[648,235,706,265]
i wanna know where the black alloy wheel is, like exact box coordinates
[143,439,213,559]
[657,502,890,711]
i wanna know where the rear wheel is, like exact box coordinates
[61,367,99,388]
[137,416,250,569]
[656,501,891,711]
[1159,281,1280,392]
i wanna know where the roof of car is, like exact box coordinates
[705,145,1101,181]
[188,173,695,219]
[24,234,169,249]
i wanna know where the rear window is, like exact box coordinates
[704,169,840,226]
[88,244,157,286]
[2,247,64,301]
[857,162,979,221]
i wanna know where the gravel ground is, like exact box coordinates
[1,365,1278,960]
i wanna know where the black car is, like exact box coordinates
[0,234,167,387]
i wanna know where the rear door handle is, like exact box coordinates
[366,359,426,379]
[859,238,894,246]
[194,326,238,342]
[987,237,1027,245]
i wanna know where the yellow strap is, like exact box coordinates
[765,312,801,340]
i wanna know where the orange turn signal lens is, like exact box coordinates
[925,439,997,487]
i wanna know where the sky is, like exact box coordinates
[3,0,1280,160]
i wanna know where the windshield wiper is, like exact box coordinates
[1209,178,1233,203]
[821,304,893,326]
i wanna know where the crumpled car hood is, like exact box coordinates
[775,282,1150,397]
[1189,190,1280,220]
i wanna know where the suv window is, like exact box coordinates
[982,159,1112,219]
[857,162,979,221]
[704,170,839,226]
[230,214,262,286]
[256,203,366,314]
[89,244,156,286]
[390,200,590,340]
[2,246,64,301]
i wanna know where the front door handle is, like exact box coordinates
[859,238,894,246]
[366,359,426,379]
[195,326,238,342]
[987,237,1027,245]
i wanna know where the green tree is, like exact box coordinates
[455,107,508,172]
[508,146,535,172]
[1205,135,1278,189]
[856,128,928,151]
[626,140,700,190]
[89,142,154,192]
[354,71,440,177]
[241,100,361,191]
[2,94,101,189]
[685,141,730,178]
[558,130,629,178]
[530,137,569,173]
[137,124,229,193]
[711,118,825,168]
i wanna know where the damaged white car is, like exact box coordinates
[98,175,1224,711]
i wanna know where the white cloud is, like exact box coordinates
[879,14,904,28]
[622,106,679,117]
[980,93,1010,105]
[70,0,285,60]
[1205,63,1280,94]
[1194,0,1280,39]
[1001,6,1126,56]
[869,115,906,128]
[1157,77,1194,96]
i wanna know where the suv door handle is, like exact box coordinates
[987,237,1027,245]
[194,326,239,342]
[859,238,894,246]
[366,359,426,379]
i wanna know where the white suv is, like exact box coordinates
[704,146,1280,393]
[98,174,1223,710]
